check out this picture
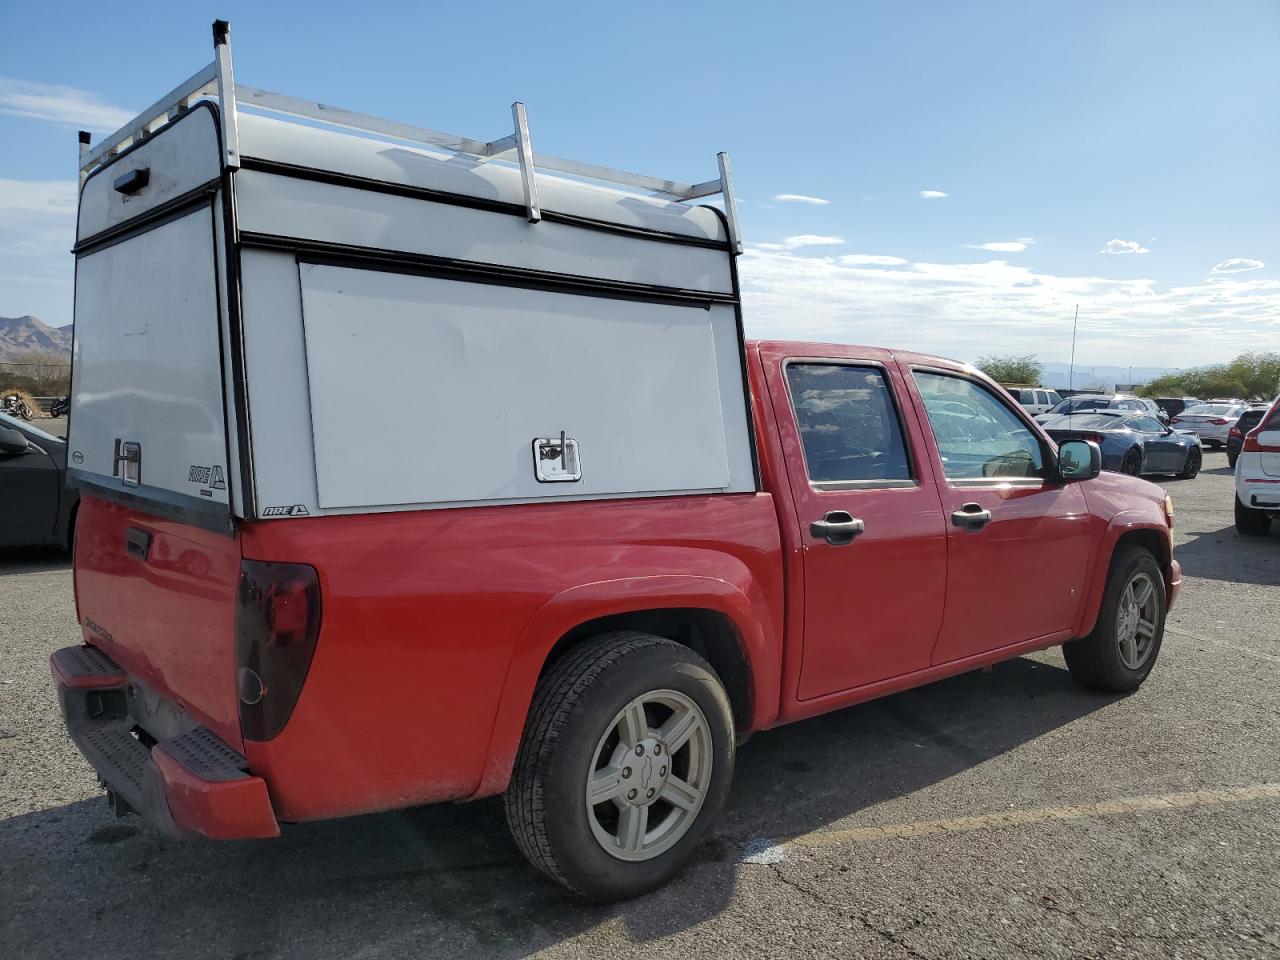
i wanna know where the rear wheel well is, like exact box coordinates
[542,609,753,732]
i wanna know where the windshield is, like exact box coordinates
[0,411,64,444]
[1048,397,1111,415]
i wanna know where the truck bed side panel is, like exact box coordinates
[237,492,783,822]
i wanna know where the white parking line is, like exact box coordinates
[742,783,1280,860]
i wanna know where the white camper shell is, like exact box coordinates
[70,22,754,531]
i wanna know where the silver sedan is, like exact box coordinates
[1170,403,1247,447]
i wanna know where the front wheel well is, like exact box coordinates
[1113,528,1171,577]
[542,608,753,732]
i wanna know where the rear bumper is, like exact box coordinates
[1167,558,1183,611]
[51,645,279,840]
[1237,479,1280,510]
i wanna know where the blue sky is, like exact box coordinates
[1,0,1277,368]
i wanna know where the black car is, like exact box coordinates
[0,412,78,550]
[1155,397,1202,420]
[1227,406,1272,468]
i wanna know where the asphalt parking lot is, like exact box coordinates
[2,451,1277,959]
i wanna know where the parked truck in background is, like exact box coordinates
[54,24,1182,902]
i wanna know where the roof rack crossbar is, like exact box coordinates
[77,21,743,253]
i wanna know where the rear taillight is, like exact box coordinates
[1171,417,1182,424]
[235,560,322,741]
[1208,418,1230,425]
[1229,427,1242,439]
[1243,428,1280,453]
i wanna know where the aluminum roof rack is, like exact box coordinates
[78,20,743,254]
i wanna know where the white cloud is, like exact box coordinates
[0,77,133,131]
[0,178,78,324]
[1211,258,1264,274]
[838,254,909,266]
[919,190,949,199]
[736,246,1280,367]
[966,238,1035,253]
[0,179,77,216]
[751,235,845,252]
[773,194,831,206]
[1100,238,1150,255]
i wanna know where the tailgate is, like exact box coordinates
[75,494,243,750]
[68,105,233,529]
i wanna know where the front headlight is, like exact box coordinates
[1163,494,1174,529]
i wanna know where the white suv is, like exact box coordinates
[1235,396,1280,536]
[1007,386,1063,416]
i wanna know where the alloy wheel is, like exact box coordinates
[585,689,713,862]
[1115,572,1158,669]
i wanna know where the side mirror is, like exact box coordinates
[1058,439,1101,482]
[0,427,29,456]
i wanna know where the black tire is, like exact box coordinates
[1227,452,1238,469]
[505,631,735,902]
[1120,447,1144,476]
[1177,446,1201,479]
[1063,545,1166,693]
[1235,496,1272,536]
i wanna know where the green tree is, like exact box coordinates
[976,354,1043,385]
[1140,352,1280,401]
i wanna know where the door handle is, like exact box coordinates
[951,502,992,531]
[810,510,865,545]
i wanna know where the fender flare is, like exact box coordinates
[472,573,780,798]
[1074,512,1172,638]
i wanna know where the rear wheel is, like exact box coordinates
[1227,452,1238,469]
[1064,545,1165,693]
[505,632,735,901]
[1120,447,1144,476]
[1235,496,1272,536]
[1178,447,1201,479]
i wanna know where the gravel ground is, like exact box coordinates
[2,452,1277,959]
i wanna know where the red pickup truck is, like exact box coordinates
[55,339,1180,901]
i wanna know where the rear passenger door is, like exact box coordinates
[905,366,1094,665]
[761,345,948,699]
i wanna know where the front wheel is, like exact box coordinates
[1178,447,1201,479]
[1235,496,1272,536]
[1120,447,1144,476]
[1064,545,1166,692]
[505,632,735,901]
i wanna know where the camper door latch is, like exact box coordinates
[113,439,142,487]
[533,433,581,483]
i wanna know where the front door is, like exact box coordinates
[1128,415,1183,473]
[0,433,58,547]
[906,368,1094,666]
[762,345,948,700]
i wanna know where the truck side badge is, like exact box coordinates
[533,432,581,482]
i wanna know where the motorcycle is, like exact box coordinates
[2,393,36,421]
[50,396,70,418]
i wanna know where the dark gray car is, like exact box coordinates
[1040,411,1202,478]
[0,412,78,550]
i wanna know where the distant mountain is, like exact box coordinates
[0,316,72,361]
[1037,361,1182,392]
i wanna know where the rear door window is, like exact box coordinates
[914,371,1045,481]
[785,363,914,485]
